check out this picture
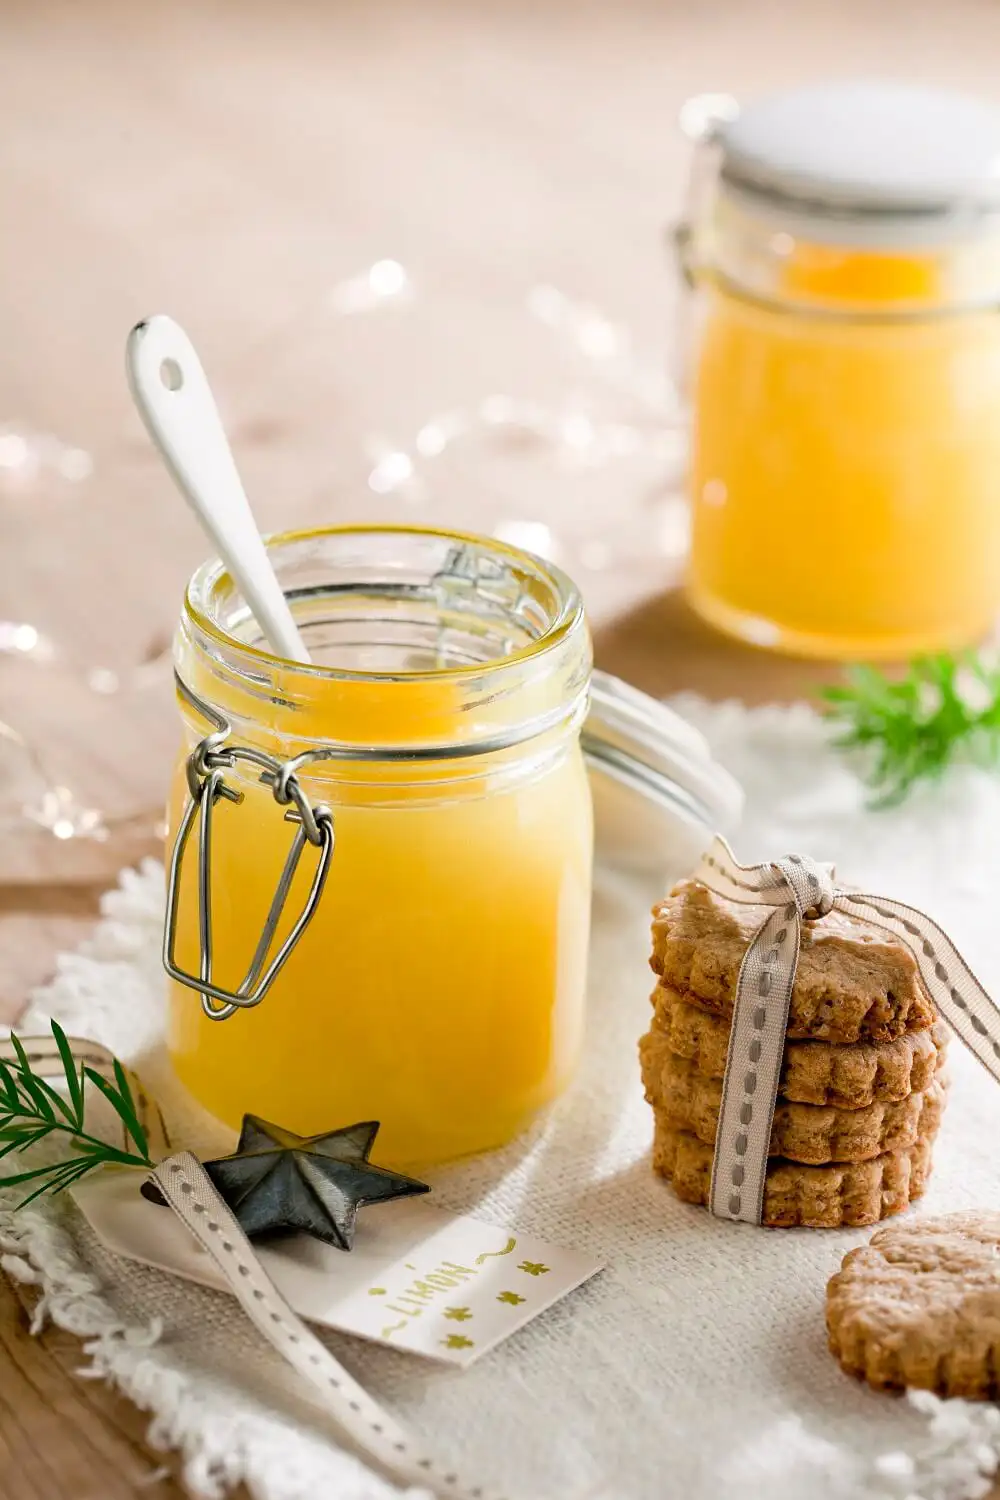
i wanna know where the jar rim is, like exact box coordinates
[685,190,1000,317]
[183,522,585,684]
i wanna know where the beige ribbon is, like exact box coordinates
[0,1035,505,1500]
[153,1153,499,1500]
[0,1034,172,1160]
[695,835,1000,1225]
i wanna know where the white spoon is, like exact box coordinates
[126,315,311,664]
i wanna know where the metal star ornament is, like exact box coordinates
[201,1115,430,1250]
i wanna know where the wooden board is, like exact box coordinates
[0,1275,194,1500]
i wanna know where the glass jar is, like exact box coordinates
[678,82,1000,659]
[166,525,593,1165]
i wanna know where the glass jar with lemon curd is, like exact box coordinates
[678,82,1000,659]
[166,526,598,1165]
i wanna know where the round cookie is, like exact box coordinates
[827,1211,1000,1398]
[640,1036,948,1164]
[652,1121,937,1228]
[651,880,935,1043]
[650,986,947,1109]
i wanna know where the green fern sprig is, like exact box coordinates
[0,1021,153,1208]
[822,653,1000,807]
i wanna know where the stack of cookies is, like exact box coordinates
[640,880,949,1228]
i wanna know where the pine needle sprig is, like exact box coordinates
[822,653,1000,807]
[0,1021,153,1208]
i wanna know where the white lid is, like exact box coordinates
[584,671,743,877]
[718,80,1000,243]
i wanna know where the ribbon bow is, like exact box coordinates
[695,836,1000,1226]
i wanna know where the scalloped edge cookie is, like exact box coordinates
[651,881,935,1043]
[641,1036,948,1164]
[649,985,947,1108]
[827,1211,1000,1398]
[652,1122,937,1228]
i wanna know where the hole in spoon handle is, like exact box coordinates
[160,358,184,392]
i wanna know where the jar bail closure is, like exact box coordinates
[164,674,335,1023]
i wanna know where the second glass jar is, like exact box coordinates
[679,83,1000,659]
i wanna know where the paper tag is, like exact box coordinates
[73,1169,603,1368]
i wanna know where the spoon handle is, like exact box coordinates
[126,315,311,664]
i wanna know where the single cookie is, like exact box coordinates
[652,1122,937,1228]
[827,1212,1000,1398]
[649,987,948,1108]
[640,1037,948,1164]
[651,881,935,1043]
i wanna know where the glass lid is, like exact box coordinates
[584,670,743,874]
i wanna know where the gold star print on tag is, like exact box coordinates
[442,1334,474,1350]
[497,1291,526,1305]
[517,1261,550,1275]
[444,1307,472,1321]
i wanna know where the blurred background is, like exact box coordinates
[5,0,1000,985]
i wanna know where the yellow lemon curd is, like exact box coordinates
[166,528,594,1165]
[689,243,1000,657]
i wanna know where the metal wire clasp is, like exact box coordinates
[163,723,335,1022]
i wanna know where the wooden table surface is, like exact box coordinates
[3,1,1000,1494]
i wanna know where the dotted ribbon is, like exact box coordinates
[696,835,1000,1226]
[0,1039,505,1500]
[153,1153,503,1500]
